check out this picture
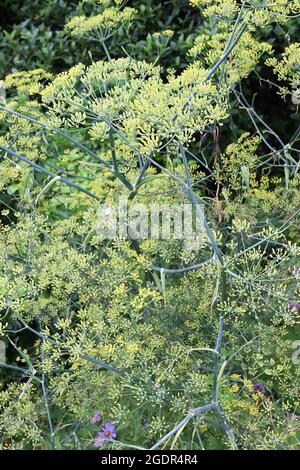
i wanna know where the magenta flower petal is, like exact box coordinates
[289,302,300,313]
[93,421,117,448]
[93,432,105,448]
[90,410,101,424]
[101,421,117,440]
[252,383,266,394]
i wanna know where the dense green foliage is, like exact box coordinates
[1,0,300,450]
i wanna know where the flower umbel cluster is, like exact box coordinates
[65,5,136,41]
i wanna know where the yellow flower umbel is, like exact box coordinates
[190,0,300,26]
[189,32,272,85]
[42,57,228,155]
[4,69,52,95]
[65,4,136,42]
[266,43,300,105]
